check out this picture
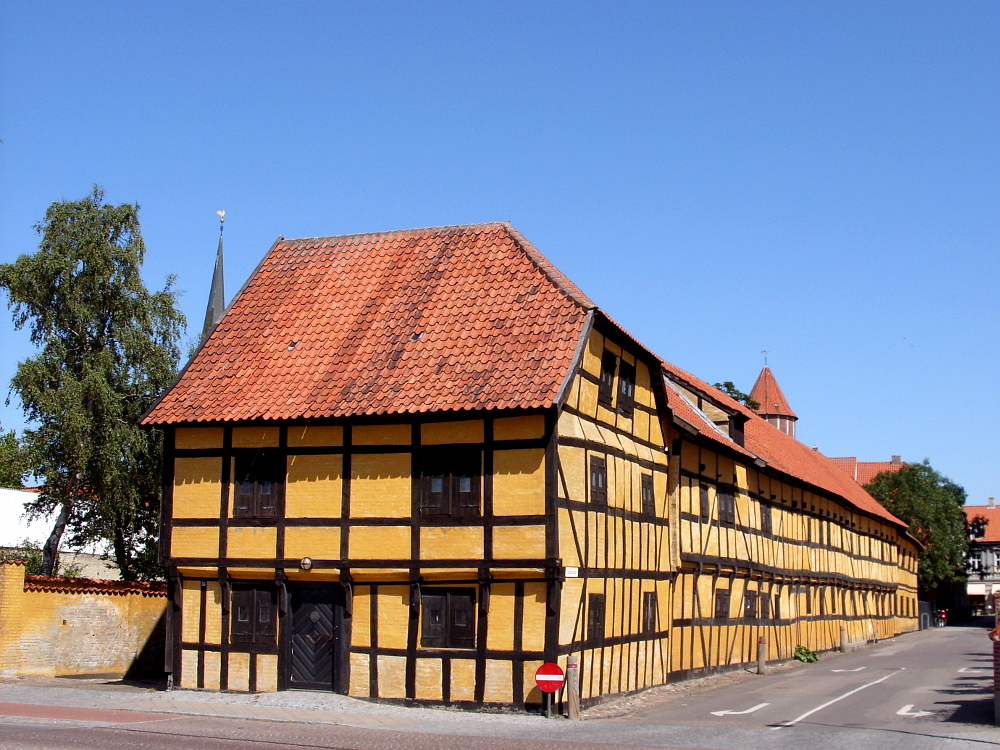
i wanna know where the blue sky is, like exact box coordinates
[1,2,997,503]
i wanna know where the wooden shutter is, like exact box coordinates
[255,588,277,644]
[699,485,710,519]
[420,451,448,516]
[760,504,772,534]
[641,474,655,516]
[421,592,448,647]
[760,593,770,620]
[234,455,254,518]
[587,593,605,642]
[589,456,607,507]
[743,591,758,619]
[453,450,481,517]
[598,350,617,406]
[231,588,254,643]
[719,491,735,525]
[714,589,730,620]
[642,591,657,634]
[617,360,635,417]
[448,590,476,649]
[256,453,279,518]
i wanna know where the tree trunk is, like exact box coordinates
[112,513,133,582]
[40,498,71,576]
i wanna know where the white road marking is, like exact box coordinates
[770,671,899,730]
[957,668,984,673]
[711,703,770,717]
[831,667,866,672]
[897,705,932,718]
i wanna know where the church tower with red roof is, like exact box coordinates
[749,366,798,439]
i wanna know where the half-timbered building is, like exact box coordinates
[142,223,920,707]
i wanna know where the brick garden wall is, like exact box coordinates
[0,561,167,679]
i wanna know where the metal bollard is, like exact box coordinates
[757,635,767,675]
[840,624,847,653]
[567,655,581,720]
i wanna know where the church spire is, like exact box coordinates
[201,210,226,341]
[749,365,798,439]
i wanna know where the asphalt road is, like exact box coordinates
[0,622,997,750]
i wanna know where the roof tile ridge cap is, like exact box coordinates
[502,223,595,310]
[283,221,507,245]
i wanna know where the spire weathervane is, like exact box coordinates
[761,350,769,367]
[201,211,227,342]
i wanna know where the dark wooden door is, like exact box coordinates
[290,584,343,691]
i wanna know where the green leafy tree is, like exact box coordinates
[0,425,29,488]
[865,460,968,596]
[0,186,185,580]
[712,381,760,411]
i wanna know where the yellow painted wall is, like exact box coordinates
[354,424,411,446]
[421,420,484,445]
[171,527,219,559]
[176,427,224,449]
[493,449,545,516]
[284,527,341,561]
[350,526,409,559]
[420,527,483,560]
[288,425,343,447]
[350,453,411,517]
[286,454,342,517]
[173,457,222,518]
[227,527,277,559]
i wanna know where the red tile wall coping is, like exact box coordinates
[23,575,167,597]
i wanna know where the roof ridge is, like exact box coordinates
[281,221,508,245]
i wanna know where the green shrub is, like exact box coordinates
[794,645,819,663]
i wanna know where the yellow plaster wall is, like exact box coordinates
[227,527,277,559]
[175,427,224,449]
[486,584,515,651]
[493,449,545,515]
[522,582,547,652]
[171,527,219,559]
[350,526,409,560]
[173,457,222,518]
[492,525,546,559]
[349,653,370,696]
[354,424,411,446]
[286,454,342,517]
[450,659,476,701]
[228,652,250,691]
[494,415,545,441]
[257,653,278,692]
[421,420,484,445]
[284,527,341,561]
[231,426,279,448]
[350,453,411,517]
[205,582,223,643]
[377,654,407,698]
[415,658,443,700]
[420,527,483,560]
[288,425,343,447]
[376,586,410,650]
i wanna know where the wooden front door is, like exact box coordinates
[289,584,344,691]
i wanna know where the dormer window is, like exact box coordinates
[598,350,617,407]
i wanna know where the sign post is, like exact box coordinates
[535,663,565,719]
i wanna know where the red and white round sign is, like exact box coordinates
[534,663,565,693]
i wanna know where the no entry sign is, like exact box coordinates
[535,663,565,693]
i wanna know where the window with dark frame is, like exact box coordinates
[805,587,813,615]
[598,350,617,407]
[234,451,282,519]
[587,593,606,642]
[773,594,780,621]
[420,588,476,649]
[714,588,730,620]
[760,593,770,620]
[718,490,736,525]
[760,503,772,534]
[642,591,657,634]
[700,484,711,519]
[419,448,481,517]
[589,456,608,507]
[230,586,277,645]
[617,359,636,417]
[641,474,655,516]
[743,590,758,619]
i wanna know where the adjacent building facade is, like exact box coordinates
[964,500,1000,614]
[142,223,919,706]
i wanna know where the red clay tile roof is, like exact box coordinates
[749,366,797,419]
[828,457,906,486]
[23,575,167,597]
[142,223,593,424]
[658,360,905,528]
[964,505,1000,543]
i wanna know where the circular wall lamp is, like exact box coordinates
[299,557,313,571]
